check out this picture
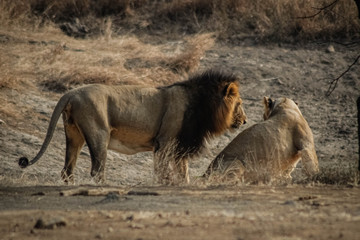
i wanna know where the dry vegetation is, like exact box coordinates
[1,0,359,91]
[0,0,359,186]
[1,0,359,40]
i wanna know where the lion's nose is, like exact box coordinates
[243,120,247,124]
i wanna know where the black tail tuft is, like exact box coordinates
[19,157,29,168]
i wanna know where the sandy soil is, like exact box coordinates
[0,29,359,239]
[1,185,360,240]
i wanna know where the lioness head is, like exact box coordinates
[263,96,277,120]
[263,97,300,120]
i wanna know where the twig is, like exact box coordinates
[325,54,360,96]
[296,0,339,19]
[60,187,127,196]
[333,40,360,47]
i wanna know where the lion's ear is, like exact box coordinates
[223,83,238,98]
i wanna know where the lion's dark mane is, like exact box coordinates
[167,70,238,157]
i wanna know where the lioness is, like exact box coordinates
[19,70,247,184]
[204,97,318,182]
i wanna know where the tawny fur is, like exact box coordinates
[19,70,247,184]
[205,97,318,183]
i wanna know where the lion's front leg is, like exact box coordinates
[153,151,178,185]
[175,158,190,184]
[153,150,190,185]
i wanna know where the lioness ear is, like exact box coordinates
[263,97,274,109]
[223,82,238,98]
[263,97,269,107]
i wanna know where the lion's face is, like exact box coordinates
[231,97,247,128]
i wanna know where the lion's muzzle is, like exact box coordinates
[231,119,246,129]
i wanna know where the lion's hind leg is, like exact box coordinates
[62,122,85,183]
[81,129,110,183]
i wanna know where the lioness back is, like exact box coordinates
[205,97,318,182]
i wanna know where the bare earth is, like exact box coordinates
[0,29,360,239]
[1,185,360,240]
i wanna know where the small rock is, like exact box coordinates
[96,192,120,204]
[31,192,45,196]
[282,200,295,205]
[326,45,335,53]
[125,215,134,222]
[34,218,67,229]
[95,233,103,239]
[129,223,145,229]
[298,195,317,201]
[127,190,159,196]
[34,219,46,229]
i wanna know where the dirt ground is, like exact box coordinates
[0,19,360,239]
[1,184,360,240]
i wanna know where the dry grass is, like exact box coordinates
[1,0,358,41]
[308,163,360,185]
[204,155,290,186]
[153,139,193,185]
[163,33,215,74]
[0,24,214,91]
[203,152,360,186]
[1,0,358,91]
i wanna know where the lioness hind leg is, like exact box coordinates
[300,148,319,176]
[61,123,85,183]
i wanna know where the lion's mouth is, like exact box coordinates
[231,120,246,129]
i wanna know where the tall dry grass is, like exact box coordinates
[0,22,214,93]
[1,0,359,41]
[2,0,357,95]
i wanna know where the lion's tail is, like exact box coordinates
[18,94,70,168]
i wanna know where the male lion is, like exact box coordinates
[18,70,247,184]
[204,97,318,183]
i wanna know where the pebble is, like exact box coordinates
[33,217,67,229]
[326,45,335,53]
